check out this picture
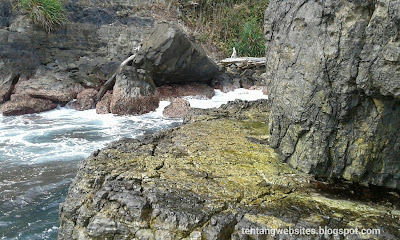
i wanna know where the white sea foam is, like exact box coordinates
[0,88,267,166]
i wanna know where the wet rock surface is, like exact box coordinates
[110,66,159,115]
[162,98,190,118]
[59,100,400,240]
[70,88,98,111]
[265,0,400,189]
[0,94,57,116]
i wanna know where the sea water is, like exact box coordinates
[0,89,267,239]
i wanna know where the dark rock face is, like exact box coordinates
[0,94,57,116]
[133,22,219,86]
[162,98,190,118]
[59,100,400,240]
[265,0,400,189]
[110,66,159,115]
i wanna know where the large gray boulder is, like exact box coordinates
[265,0,400,189]
[133,22,219,86]
[110,66,159,115]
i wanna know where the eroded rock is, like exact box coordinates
[96,90,113,114]
[133,22,219,86]
[1,94,57,116]
[157,83,215,101]
[14,68,84,103]
[265,0,400,189]
[70,88,98,111]
[110,66,159,115]
[162,98,190,118]
[59,100,400,240]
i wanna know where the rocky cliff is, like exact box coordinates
[265,0,400,189]
[59,100,400,239]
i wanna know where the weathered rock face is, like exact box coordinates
[96,90,113,114]
[157,83,215,101]
[133,22,219,86]
[14,68,84,103]
[59,100,400,240]
[110,66,159,115]
[215,57,267,92]
[1,94,57,116]
[0,0,154,86]
[265,0,400,189]
[0,0,156,115]
[162,98,190,118]
[70,88,98,111]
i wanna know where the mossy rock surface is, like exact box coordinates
[59,100,400,240]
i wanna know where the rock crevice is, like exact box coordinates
[265,0,400,189]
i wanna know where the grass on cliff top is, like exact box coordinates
[173,0,268,58]
[20,0,67,32]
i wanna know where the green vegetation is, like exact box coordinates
[20,0,66,32]
[176,0,268,57]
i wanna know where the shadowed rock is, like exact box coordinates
[133,22,219,86]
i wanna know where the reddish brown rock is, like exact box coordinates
[249,85,268,95]
[70,89,98,111]
[157,83,215,101]
[96,91,113,114]
[1,94,57,116]
[110,66,159,115]
[162,98,191,118]
[14,68,84,103]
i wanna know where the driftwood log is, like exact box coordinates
[96,52,138,101]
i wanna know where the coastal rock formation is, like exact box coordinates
[0,0,155,115]
[215,57,267,92]
[162,98,190,118]
[1,94,57,116]
[59,100,400,240]
[96,91,113,114]
[133,22,219,86]
[110,66,159,115]
[265,0,400,189]
[14,68,84,103]
[70,89,98,111]
[157,83,215,101]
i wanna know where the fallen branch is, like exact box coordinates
[96,54,137,101]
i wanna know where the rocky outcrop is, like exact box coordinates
[96,91,113,114]
[1,94,57,116]
[133,22,219,86]
[0,0,156,115]
[70,89,98,111]
[213,58,267,93]
[14,68,84,103]
[59,100,400,239]
[157,83,215,101]
[162,98,190,118]
[110,66,159,115]
[265,0,400,189]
